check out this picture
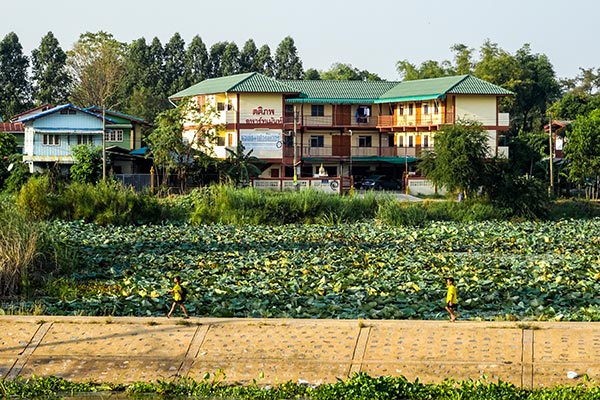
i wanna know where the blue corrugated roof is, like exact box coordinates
[18,104,118,123]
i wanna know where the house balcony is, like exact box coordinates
[282,145,432,160]
[284,114,379,129]
[377,114,448,130]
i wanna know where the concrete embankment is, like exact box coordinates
[1,316,598,388]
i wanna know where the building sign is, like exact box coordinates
[240,129,282,158]
[244,106,283,124]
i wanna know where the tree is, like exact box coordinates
[67,31,126,180]
[563,109,600,199]
[221,42,240,76]
[0,32,31,119]
[68,31,126,109]
[417,120,489,198]
[222,142,262,187]
[319,63,381,81]
[255,44,275,77]
[186,35,209,84]
[70,144,102,183]
[208,41,228,78]
[274,36,303,79]
[31,32,71,105]
[395,59,453,80]
[239,39,258,73]
[0,130,18,188]
[163,33,188,94]
[147,98,222,191]
[304,68,321,80]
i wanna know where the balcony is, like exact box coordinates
[377,114,445,129]
[284,114,379,128]
[283,145,431,159]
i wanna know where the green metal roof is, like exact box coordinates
[375,75,513,103]
[169,72,299,100]
[170,73,514,104]
[283,80,398,104]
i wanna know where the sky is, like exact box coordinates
[3,0,598,82]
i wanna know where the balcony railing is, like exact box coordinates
[377,114,445,128]
[283,145,432,159]
[284,115,379,128]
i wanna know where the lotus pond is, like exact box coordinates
[5,218,600,321]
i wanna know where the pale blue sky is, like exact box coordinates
[3,0,598,81]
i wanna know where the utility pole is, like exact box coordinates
[548,116,553,196]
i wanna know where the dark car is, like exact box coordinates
[360,175,401,190]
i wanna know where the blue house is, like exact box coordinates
[19,104,150,174]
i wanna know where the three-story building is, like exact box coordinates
[169,72,512,192]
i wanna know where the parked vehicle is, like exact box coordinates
[360,175,401,190]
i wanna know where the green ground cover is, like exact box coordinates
[3,218,599,321]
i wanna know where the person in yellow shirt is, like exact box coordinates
[167,276,189,319]
[445,277,458,322]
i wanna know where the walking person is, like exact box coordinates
[167,276,189,319]
[445,277,458,322]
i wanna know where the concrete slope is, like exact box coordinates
[1,316,598,388]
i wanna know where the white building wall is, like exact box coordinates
[455,96,497,126]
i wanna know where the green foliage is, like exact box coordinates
[564,109,600,198]
[417,120,489,198]
[3,155,31,193]
[3,371,600,399]
[8,217,600,320]
[189,186,380,225]
[67,31,126,109]
[0,200,40,296]
[16,175,56,220]
[31,31,71,104]
[0,131,18,189]
[376,198,509,226]
[274,36,303,79]
[69,144,102,183]
[222,143,263,187]
[0,32,31,119]
[16,177,166,225]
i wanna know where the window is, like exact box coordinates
[215,136,225,146]
[423,103,429,115]
[311,104,324,117]
[423,135,429,148]
[77,135,94,145]
[59,109,76,115]
[408,135,414,147]
[43,134,60,146]
[399,105,404,116]
[358,136,372,147]
[310,135,324,147]
[397,134,404,147]
[105,129,123,142]
[387,134,395,147]
[217,102,225,111]
[408,103,414,116]
[434,101,439,114]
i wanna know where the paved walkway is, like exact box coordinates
[1,316,598,388]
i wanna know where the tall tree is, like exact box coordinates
[31,32,71,105]
[0,32,31,119]
[304,68,321,80]
[67,31,126,180]
[67,31,126,109]
[417,120,489,198]
[163,33,187,94]
[0,130,17,188]
[147,98,222,191]
[122,37,168,123]
[221,42,240,76]
[186,35,209,84]
[239,39,258,73]
[564,109,600,199]
[274,36,303,79]
[255,44,274,77]
[451,44,475,75]
[396,59,453,80]
[208,41,228,78]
